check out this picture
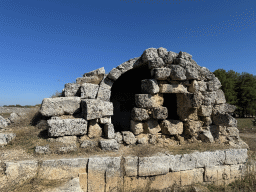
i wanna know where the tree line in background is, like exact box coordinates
[214,69,256,118]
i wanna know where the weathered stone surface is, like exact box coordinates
[177,93,201,108]
[199,131,214,143]
[185,63,200,80]
[226,127,239,137]
[40,97,81,117]
[149,172,181,190]
[83,67,105,78]
[213,103,236,115]
[88,157,121,192]
[204,165,230,183]
[169,153,197,172]
[160,119,183,135]
[0,133,16,145]
[35,145,50,154]
[188,80,199,93]
[177,107,198,121]
[207,150,226,166]
[141,48,158,63]
[80,140,98,148]
[63,83,80,97]
[144,120,161,135]
[116,57,139,74]
[198,105,212,116]
[47,118,87,137]
[177,51,192,61]
[135,94,164,108]
[38,158,88,180]
[202,91,217,106]
[200,67,215,80]
[122,131,137,145]
[5,160,38,185]
[163,51,178,64]
[0,115,8,128]
[108,68,122,81]
[180,168,204,186]
[136,134,149,144]
[8,112,20,123]
[96,86,111,101]
[148,57,165,69]
[99,76,114,89]
[212,113,237,127]
[141,79,159,94]
[169,65,186,80]
[114,132,123,144]
[184,120,203,137]
[123,176,149,192]
[152,68,171,80]
[215,89,226,104]
[88,120,102,138]
[225,149,248,165]
[159,84,188,93]
[99,116,111,124]
[174,58,189,68]
[152,106,168,119]
[81,99,113,120]
[157,47,168,58]
[201,116,212,126]
[207,77,222,91]
[230,164,246,181]
[124,156,138,176]
[131,107,149,121]
[130,120,144,135]
[197,81,207,92]
[76,67,105,85]
[139,155,169,176]
[80,83,99,99]
[99,139,119,151]
[43,177,84,192]
[104,123,115,139]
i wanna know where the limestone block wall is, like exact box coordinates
[38,47,248,149]
[0,149,249,191]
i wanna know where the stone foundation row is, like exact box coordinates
[0,148,248,191]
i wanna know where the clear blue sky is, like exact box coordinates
[0,0,255,106]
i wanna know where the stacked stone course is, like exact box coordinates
[38,47,248,152]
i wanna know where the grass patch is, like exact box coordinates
[0,113,11,118]
[237,118,256,133]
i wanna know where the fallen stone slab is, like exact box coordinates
[48,118,87,137]
[0,115,8,128]
[40,97,81,117]
[0,133,16,145]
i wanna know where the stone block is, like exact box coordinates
[99,116,111,124]
[108,68,122,81]
[104,123,115,139]
[148,57,165,69]
[213,103,236,115]
[96,86,111,101]
[190,151,209,168]
[197,81,207,92]
[200,67,215,80]
[138,155,170,176]
[38,158,88,180]
[0,133,16,145]
[123,176,149,192]
[152,106,168,119]
[88,120,102,138]
[183,120,203,137]
[225,149,248,165]
[144,119,161,135]
[169,65,186,80]
[99,139,119,151]
[149,172,181,190]
[177,93,201,108]
[8,112,20,123]
[122,131,137,145]
[88,157,121,192]
[116,57,139,74]
[159,83,188,93]
[198,105,212,116]
[80,140,98,148]
[131,107,149,121]
[47,118,87,137]
[230,164,246,181]
[169,154,197,172]
[226,127,239,137]
[160,119,183,135]
[204,165,230,184]
[5,160,38,186]
[40,97,81,117]
[44,177,84,192]
[135,93,164,108]
[114,132,123,144]
[136,134,149,144]
[124,156,138,177]
[177,51,192,60]
[80,83,99,99]
[99,76,114,89]
[130,120,144,135]
[201,116,212,126]
[141,79,159,94]
[215,89,226,104]
[207,77,222,91]
[206,150,226,166]
[0,116,8,128]
[83,67,105,78]
[141,48,159,63]
[81,99,113,120]
[177,107,198,121]
[35,145,50,154]
[63,83,80,97]
[79,173,87,192]
[212,113,237,127]
[157,47,168,58]
[162,51,177,64]
[180,168,204,186]
[152,68,171,80]
[185,63,200,80]
[202,91,216,106]
[198,131,214,143]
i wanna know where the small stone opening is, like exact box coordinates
[162,93,179,120]
[110,64,151,132]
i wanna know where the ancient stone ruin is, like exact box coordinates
[38,47,248,150]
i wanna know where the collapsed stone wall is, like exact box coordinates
[38,47,248,152]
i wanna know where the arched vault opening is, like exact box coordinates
[110,64,151,132]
